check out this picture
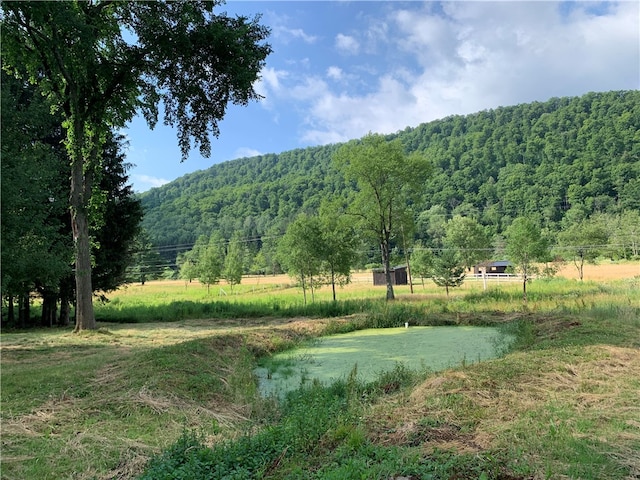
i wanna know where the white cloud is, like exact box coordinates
[286,2,639,146]
[298,74,419,145]
[260,67,286,91]
[255,66,290,111]
[363,18,389,53]
[269,11,318,45]
[134,174,170,191]
[290,76,330,102]
[327,66,344,81]
[335,33,360,55]
[281,26,317,44]
[234,147,263,159]
[265,9,318,47]
[393,8,457,65]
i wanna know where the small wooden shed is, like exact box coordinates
[372,265,408,285]
[474,260,512,275]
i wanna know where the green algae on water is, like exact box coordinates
[255,326,512,397]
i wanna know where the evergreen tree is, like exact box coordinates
[1,72,69,327]
[431,250,466,298]
[91,133,144,292]
[2,1,271,330]
[127,230,163,285]
[177,251,199,286]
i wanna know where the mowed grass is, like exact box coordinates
[1,269,639,479]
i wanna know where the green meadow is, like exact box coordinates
[1,273,639,479]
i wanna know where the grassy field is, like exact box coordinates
[1,264,639,479]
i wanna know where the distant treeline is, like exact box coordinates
[140,90,639,264]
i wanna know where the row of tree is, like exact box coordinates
[177,232,247,293]
[169,134,636,303]
[169,210,581,303]
[139,90,640,255]
[1,1,271,330]
[1,72,144,328]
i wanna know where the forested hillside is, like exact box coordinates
[140,90,639,261]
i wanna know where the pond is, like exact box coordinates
[255,326,512,397]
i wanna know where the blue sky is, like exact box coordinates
[124,1,640,192]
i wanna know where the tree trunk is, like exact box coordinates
[58,277,73,327]
[59,295,71,327]
[331,269,336,302]
[406,255,414,294]
[310,275,315,303]
[402,227,414,294]
[301,274,307,306]
[6,295,15,326]
[72,202,96,331]
[18,292,30,328]
[381,238,395,301]
[578,251,585,281]
[41,291,58,327]
[70,116,96,332]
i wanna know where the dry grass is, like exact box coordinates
[129,262,639,303]
[366,343,640,476]
[209,261,640,286]
[2,271,638,479]
[555,262,640,281]
[0,316,355,480]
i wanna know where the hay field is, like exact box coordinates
[230,261,640,286]
[555,261,640,280]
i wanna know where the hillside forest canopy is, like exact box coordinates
[2,89,639,326]
[139,90,639,275]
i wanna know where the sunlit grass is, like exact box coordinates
[94,274,638,326]
[2,272,639,479]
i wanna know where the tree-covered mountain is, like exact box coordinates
[140,90,639,261]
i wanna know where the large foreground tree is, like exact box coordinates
[333,133,431,300]
[1,71,142,328]
[1,1,271,330]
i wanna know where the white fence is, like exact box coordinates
[349,272,523,285]
[466,273,522,282]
